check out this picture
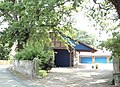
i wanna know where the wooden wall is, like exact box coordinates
[52,38,66,49]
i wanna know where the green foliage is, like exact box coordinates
[84,0,117,31]
[0,0,86,71]
[0,0,85,70]
[82,0,120,60]
[76,30,96,46]
[101,31,120,59]
[39,56,54,71]
[15,42,54,60]
[0,33,11,60]
[0,0,83,51]
[78,0,120,48]
[0,44,11,60]
[39,70,48,78]
[15,41,54,70]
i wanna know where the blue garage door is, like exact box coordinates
[81,57,92,64]
[95,57,107,63]
[54,49,70,67]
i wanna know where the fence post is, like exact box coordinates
[33,58,39,77]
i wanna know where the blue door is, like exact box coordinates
[81,57,92,64]
[54,49,70,67]
[95,57,107,63]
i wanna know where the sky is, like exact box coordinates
[72,12,97,34]
[72,11,111,42]
[0,17,8,31]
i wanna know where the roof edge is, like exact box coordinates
[77,41,97,53]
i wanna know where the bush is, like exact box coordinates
[0,44,11,60]
[15,42,54,71]
[39,70,48,78]
[39,57,54,71]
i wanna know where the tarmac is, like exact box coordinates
[0,64,117,87]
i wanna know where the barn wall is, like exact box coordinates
[73,51,79,66]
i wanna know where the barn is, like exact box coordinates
[52,37,97,67]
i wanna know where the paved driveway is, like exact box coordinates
[0,65,116,87]
[0,65,39,87]
[34,68,115,87]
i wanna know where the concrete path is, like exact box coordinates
[0,65,39,87]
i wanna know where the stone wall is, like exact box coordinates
[12,59,39,78]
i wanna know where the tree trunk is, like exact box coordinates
[17,41,23,51]
[110,0,120,19]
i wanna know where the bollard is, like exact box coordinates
[92,65,94,69]
[96,64,98,69]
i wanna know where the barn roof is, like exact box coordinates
[66,37,97,53]
[51,31,97,53]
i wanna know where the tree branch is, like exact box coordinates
[109,0,120,19]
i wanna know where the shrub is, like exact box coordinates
[15,42,54,71]
[39,70,48,78]
[39,57,54,71]
[0,44,11,60]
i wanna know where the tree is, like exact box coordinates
[0,32,11,59]
[83,0,120,51]
[0,44,11,60]
[86,1,120,83]
[100,31,120,76]
[76,30,96,46]
[89,0,120,20]
[0,0,120,58]
[84,0,117,31]
[110,0,120,19]
[101,32,120,59]
[0,0,85,69]
[0,0,83,52]
[85,0,120,56]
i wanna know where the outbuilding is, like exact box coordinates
[53,37,97,67]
